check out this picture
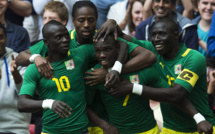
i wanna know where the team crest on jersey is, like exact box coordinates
[129,75,139,84]
[175,64,181,74]
[65,59,75,70]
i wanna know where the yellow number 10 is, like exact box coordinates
[52,76,70,92]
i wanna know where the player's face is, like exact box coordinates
[94,39,118,68]
[0,28,7,57]
[132,1,143,27]
[152,0,175,19]
[46,25,70,55]
[0,0,8,16]
[198,0,215,21]
[151,22,174,57]
[43,10,66,26]
[72,7,97,43]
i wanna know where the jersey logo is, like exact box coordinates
[65,59,75,70]
[177,69,199,87]
[175,64,181,74]
[159,62,164,69]
[130,75,139,84]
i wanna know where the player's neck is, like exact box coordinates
[47,53,67,63]
[76,35,92,45]
[163,44,181,59]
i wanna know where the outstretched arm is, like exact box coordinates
[181,0,193,20]
[109,79,213,134]
[15,49,31,66]
[142,0,153,21]
[8,0,32,17]
[16,49,53,79]
[18,94,72,118]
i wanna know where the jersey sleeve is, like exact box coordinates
[117,37,139,54]
[141,66,170,88]
[30,40,48,57]
[131,37,156,53]
[19,64,39,97]
[175,51,206,92]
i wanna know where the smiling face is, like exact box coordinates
[72,7,97,44]
[198,0,215,21]
[131,1,143,27]
[151,21,178,58]
[43,23,70,55]
[94,36,118,68]
[152,0,175,19]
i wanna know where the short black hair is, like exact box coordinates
[154,18,178,33]
[72,1,98,19]
[0,22,6,37]
[95,33,118,47]
[42,20,63,38]
[152,0,176,5]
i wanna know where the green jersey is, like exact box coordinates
[132,37,215,132]
[30,30,79,57]
[86,64,169,134]
[30,30,138,68]
[20,45,95,134]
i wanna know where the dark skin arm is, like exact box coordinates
[18,94,72,118]
[15,49,53,79]
[87,19,156,87]
[109,79,213,134]
[86,106,119,134]
[15,49,31,66]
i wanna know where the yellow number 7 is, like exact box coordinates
[123,94,130,106]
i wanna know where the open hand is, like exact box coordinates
[52,101,72,118]
[85,68,108,86]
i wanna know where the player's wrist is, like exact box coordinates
[132,83,143,96]
[193,113,206,124]
[29,54,41,63]
[112,61,122,74]
[42,99,55,109]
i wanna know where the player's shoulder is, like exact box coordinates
[186,48,206,61]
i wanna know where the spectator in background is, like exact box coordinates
[33,0,77,40]
[176,0,193,19]
[0,22,31,134]
[191,0,201,18]
[23,0,40,42]
[0,0,30,53]
[135,0,199,50]
[91,0,124,28]
[142,0,153,21]
[16,1,69,67]
[6,0,32,26]
[119,0,145,36]
[107,0,131,34]
[207,11,215,57]
[206,10,215,117]
[192,0,215,57]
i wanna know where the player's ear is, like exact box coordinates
[174,31,179,40]
[43,38,48,46]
